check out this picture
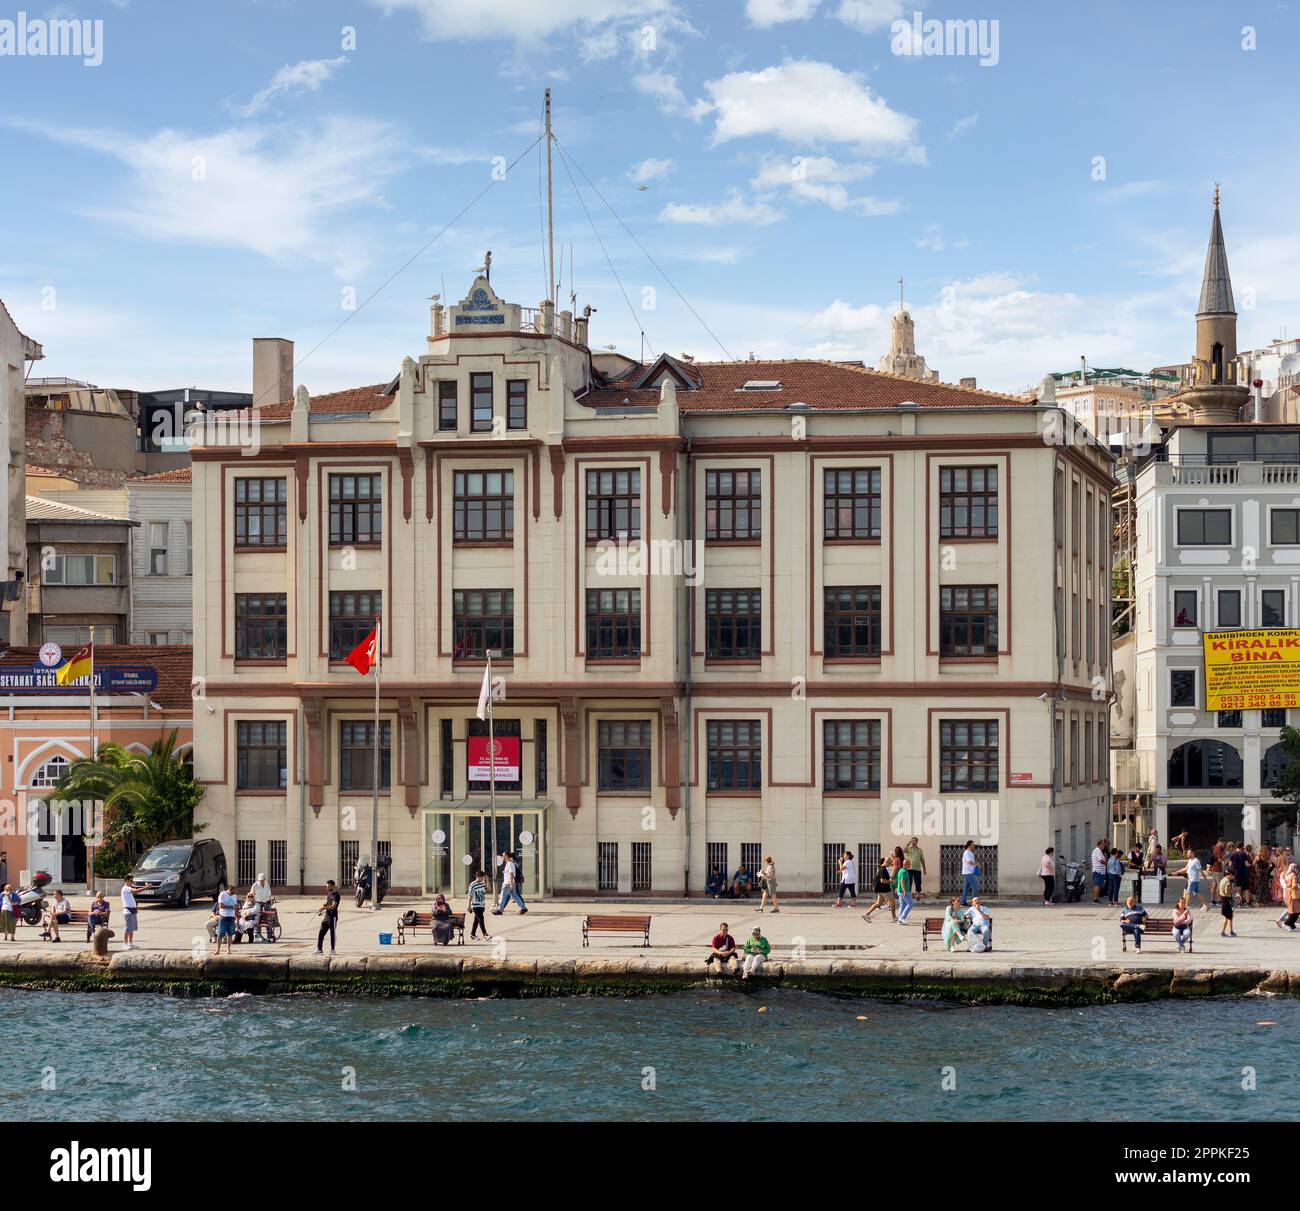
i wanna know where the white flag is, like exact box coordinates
[475,664,492,721]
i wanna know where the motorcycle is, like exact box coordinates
[15,870,51,925]
[1057,857,1086,903]
[353,854,390,907]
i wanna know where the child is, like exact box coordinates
[1219,871,1236,937]
[466,870,491,941]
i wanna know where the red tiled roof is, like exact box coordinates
[25,464,67,478]
[582,359,1034,410]
[234,383,393,422]
[0,645,193,709]
[129,466,192,484]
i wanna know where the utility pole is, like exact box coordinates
[544,88,556,305]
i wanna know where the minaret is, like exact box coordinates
[1186,185,1249,423]
[878,276,938,381]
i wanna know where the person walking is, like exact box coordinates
[120,876,140,950]
[904,837,927,903]
[1218,870,1237,937]
[1177,849,1209,911]
[467,869,491,940]
[0,884,16,941]
[214,882,239,954]
[1276,863,1300,931]
[1171,896,1193,952]
[1039,847,1056,905]
[741,926,770,979]
[960,840,979,906]
[1230,844,1252,908]
[0,852,7,891]
[1106,848,1124,906]
[491,850,528,915]
[834,848,857,908]
[757,855,780,913]
[894,854,913,923]
[862,855,896,922]
[1090,838,1108,903]
[316,879,341,954]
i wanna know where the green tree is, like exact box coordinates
[56,729,204,868]
[1271,725,1300,806]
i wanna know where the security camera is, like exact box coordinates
[1037,692,1049,703]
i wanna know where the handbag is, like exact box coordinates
[972,865,981,877]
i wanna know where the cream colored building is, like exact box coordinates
[1,297,41,644]
[190,274,1113,897]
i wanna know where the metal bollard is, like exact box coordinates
[91,926,114,957]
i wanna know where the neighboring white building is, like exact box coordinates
[1240,337,1300,423]
[126,466,193,644]
[0,298,42,644]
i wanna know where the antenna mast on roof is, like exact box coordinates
[545,89,556,305]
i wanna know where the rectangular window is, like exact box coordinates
[742,842,763,875]
[234,593,288,659]
[440,719,454,795]
[823,586,882,657]
[1262,589,1286,627]
[1264,708,1288,728]
[939,719,999,792]
[1054,718,1064,790]
[940,465,998,539]
[452,589,514,658]
[535,719,548,795]
[1218,589,1241,628]
[44,553,117,585]
[706,841,728,887]
[1173,590,1198,629]
[586,468,641,541]
[823,468,881,539]
[339,720,392,791]
[185,521,193,576]
[707,719,762,791]
[1272,509,1300,545]
[438,381,457,431]
[1217,710,1243,728]
[597,841,619,892]
[506,379,528,430]
[149,522,168,575]
[269,840,287,887]
[822,719,881,791]
[234,477,287,547]
[236,720,287,789]
[1070,719,1080,785]
[1097,715,1106,782]
[329,591,381,660]
[597,720,651,792]
[939,586,998,656]
[329,474,383,545]
[339,840,359,888]
[1084,720,1094,786]
[470,372,493,432]
[1170,669,1196,707]
[586,588,641,658]
[705,468,762,540]
[453,470,513,542]
[822,843,843,893]
[1177,508,1231,545]
[237,840,256,887]
[1086,489,1095,564]
[631,841,652,892]
[705,588,761,658]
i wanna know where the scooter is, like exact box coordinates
[15,870,51,925]
[353,855,390,907]
[1057,857,1086,903]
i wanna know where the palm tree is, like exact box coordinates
[56,728,204,863]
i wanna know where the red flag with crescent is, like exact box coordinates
[345,627,378,676]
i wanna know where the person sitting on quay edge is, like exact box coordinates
[44,888,72,942]
[731,864,753,899]
[705,866,728,899]
[705,922,739,973]
[87,890,111,941]
[1120,896,1149,952]
[742,926,770,979]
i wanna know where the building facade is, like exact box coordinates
[191,275,1113,898]
[1,298,41,645]
[126,467,193,644]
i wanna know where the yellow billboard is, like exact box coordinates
[1203,629,1300,710]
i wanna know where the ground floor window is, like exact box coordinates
[631,841,652,892]
[741,842,762,875]
[706,841,727,890]
[597,841,619,892]
[339,839,359,887]
[822,843,843,893]
[858,842,881,888]
[269,840,287,887]
[939,843,998,895]
[236,839,256,887]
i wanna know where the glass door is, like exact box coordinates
[440,810,544,898]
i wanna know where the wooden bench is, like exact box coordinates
[581,913,651,948]
[42,907,109,941]
[1121,916,1191,952]
[921,916,993,951]
[396,911,465,945]
[233,907,282,943]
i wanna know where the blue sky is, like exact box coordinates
[1,0,1297,394]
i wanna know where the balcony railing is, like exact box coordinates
[1154,460,1300,487]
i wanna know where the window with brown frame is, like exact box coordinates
[824,586,881,657]
[470,372,493,431]
[706,719,762,791]
[939,586,998,656]
[823,468,880,539]
[329,591,381,660]
[453,470,513,541]
[939,719,999,792]
[822,719,881,791]
[597,720,651,791]
[452,589,513,658]
[586,468,641,540]
[939,466,998,538]
[705,468,762,540]
[236,721,287,789]
[586,588,641,658]
[705,588,761,658]
[329,474,382,545]
[438,381,457,431]
[234,478,287,547]
[339,720,391,790]
[507,380,527,430]
[235,593,288,659]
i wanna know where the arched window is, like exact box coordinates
[1211,342,1224,384]
[1262,741,1292,790]
[1168,740,1242,789]
[30,754,70,789]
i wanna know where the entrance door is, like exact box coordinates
[28,797,85,887]
[426,809,544,898]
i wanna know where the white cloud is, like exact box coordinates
[659,189,782,227]
[367,0,682,44]
[752,154,899,216]
[628,157,674,184]
[700,60,923,160]
[235,56,348,117]
[915,223,944,251]
[949,113,978,138]
[834,0,904,32]
[633,70,708,119]
[746,0,821,27]
[11,117,406,275]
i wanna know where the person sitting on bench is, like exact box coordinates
[942,896,968,952]
[44,889,72,941]
[1171,897,1193,952]
[87,890,111,940]
[705,866,728,899]
[705,922,739,972]
[731,864,753,899]
[964,897,993,952]
[1120,896,1149,952]
[431,893,456,946]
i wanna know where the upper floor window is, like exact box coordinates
[438,381,457,431]
[824,586,881,658]
[823,719,881,792]
[452,589,513,659]
[706,719,762,792]
[1173,590,1198,629]
[470,372,493,432]
[1169,669,1196,707]
[1217,589,1241,628]
[507,380,528,430]
[1262,589,1286,628]
[339,720,391,791]
[705,469,762,540]
[586,469,641,541]
[149,522,168,575]
[235,593,288,660]
[44,553,116,586]
[940,585,998,656]
[185,521,193,576]
[236,721,287,790]
[234,477,287,548]
[939,466,998,539]
[939,719,999,792]
[1263,708,1288,728]
[1272,509,1300,546]
[597,720,651,792]
[1176,508,1230,546]
[454,470,513,542]
[824,468,880,540]
[329,591,381,660]
[586,588,641,659]
[1208,430,1300,465]
[329,474,382,545]
[705,588,761,659]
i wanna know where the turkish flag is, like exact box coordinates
[345,627,378,676]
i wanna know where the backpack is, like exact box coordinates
[514,862,524,890]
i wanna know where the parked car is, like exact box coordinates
[128,838,227,907]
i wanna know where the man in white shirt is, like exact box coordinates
[249,873,273,939]
[491,850,528,915]
[1091,841,1108,903]
[215,884,240,953]
[960,841,979,906]
[835,850,857,908]
[121,876,140,950]
[1176,849,1209,911]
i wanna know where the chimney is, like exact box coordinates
[253,338,294,409]
[960,376,977,389]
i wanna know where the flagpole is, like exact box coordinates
[370,615,381,912]
[486,648,499,901]
[88,626,96,892]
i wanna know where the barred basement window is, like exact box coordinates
[939,719,1000,792]
[235,594,288,660]
[234,478,287,547]
[631,841,652,892]
[597,841,619,892]
[741,842,763,875]
[597,719,651,791]
[329,474,382,545]
[705,841,728,888]
[236,840,256,887]
[822,719,881,791]
[705,588,761,658]
[339,840,359,887]
[586,468,641,541]
[339,721,391,791]
[939,586,998,656]
[824,587,881,657]
[586,588,641,658]
[858,843,881,890]
[823,468,880,539]
[329,591,381,660]
[706,719,762,791]
[939,466,998,539]
[705,468,762,540]
[822,843,843,893]
[269,840,287,887]
[940,843,998,895]
[236,720,286,789]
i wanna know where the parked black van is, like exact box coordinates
[128,838,227,907]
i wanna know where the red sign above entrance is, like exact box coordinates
[467,735,521,782]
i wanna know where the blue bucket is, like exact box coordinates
[378,932,393,945]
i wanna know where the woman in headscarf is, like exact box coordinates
[431,892,456,945]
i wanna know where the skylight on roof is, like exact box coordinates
[738,380,782,391]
